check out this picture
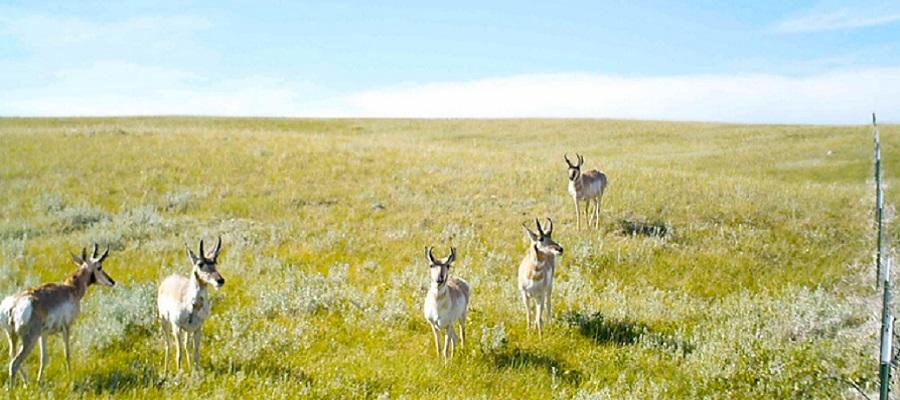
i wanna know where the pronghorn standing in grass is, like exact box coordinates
[518,218,563,336]
[157,237,225,374]
[1,244,116,388]
[565,153,608,229]
[422,247,470,360]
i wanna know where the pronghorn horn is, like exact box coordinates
[81,247,87,262]
[210,236,222,260]
[577,153,584,167]
[564,153,575,168]
[92,243,99,259]
[545,217,554,236]
[444,247,457,265]
[98,246,110,262]
[198,239,205,260]
[426,247,438,264]
[535,218,544,236]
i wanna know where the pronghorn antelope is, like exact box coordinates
[1,244,116,388]
[157,237,225,374]
[518,218,563,336]
[422,247,470,360]
[565,153,608,229]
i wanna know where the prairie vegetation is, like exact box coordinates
[0,117,896,398]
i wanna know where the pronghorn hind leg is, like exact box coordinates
[36,335,47,384]
[583,200,591,230]
[61,326,71,374]
[191,331,201,371]
[9,329,39,388]
[448,323,459,359]
[459,315,466,348]
[442,328,451,360]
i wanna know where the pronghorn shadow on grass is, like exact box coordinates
[72,361,161,394]
[490,348,582,385]
[563,311,648,346]
[207,360,312,385]
[565,311,695,357]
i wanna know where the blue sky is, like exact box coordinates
[1,1,899,123]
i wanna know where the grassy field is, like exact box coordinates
[0,117,897,399]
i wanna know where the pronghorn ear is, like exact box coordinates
[185,244,199,264]
[522,223,538,241]
[72,253,85,266]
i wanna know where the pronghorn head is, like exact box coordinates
[186,237,225,288]
[71,243,116,287]
[425,246,456,289]
[564,153,585,182]
[523,218,563,256]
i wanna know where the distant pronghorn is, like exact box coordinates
[422,247,470,360]
[565,153,608,229]
[157,237,225,374]
[518,219,563,336]
[1,244,116,388]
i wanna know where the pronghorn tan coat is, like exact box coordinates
[157,238,224,373]
[1,246,115,388]
[422,247,470,359]
[518,219,563,335]
[566,154,608,229]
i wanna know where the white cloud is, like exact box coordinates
[772,7,900,33]
[337,68,899,124]
[3,66,897,124]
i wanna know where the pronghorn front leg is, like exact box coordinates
[535,297,544,338]
[173,329,183,372]
[442,324,453,360]
[520,291,531,330]
[161,320,171,375]
[573,198,581,229]
[181,332,193,371]
[430,325,441,357]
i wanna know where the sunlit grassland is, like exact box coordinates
[0,117,897,398]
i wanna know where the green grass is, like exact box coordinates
[0,117,896,398]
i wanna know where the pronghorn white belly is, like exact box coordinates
[159,293,211,332]
[44,301,78,334]
[423,294,464,329]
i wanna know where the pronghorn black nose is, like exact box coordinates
[217,278,225,286]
